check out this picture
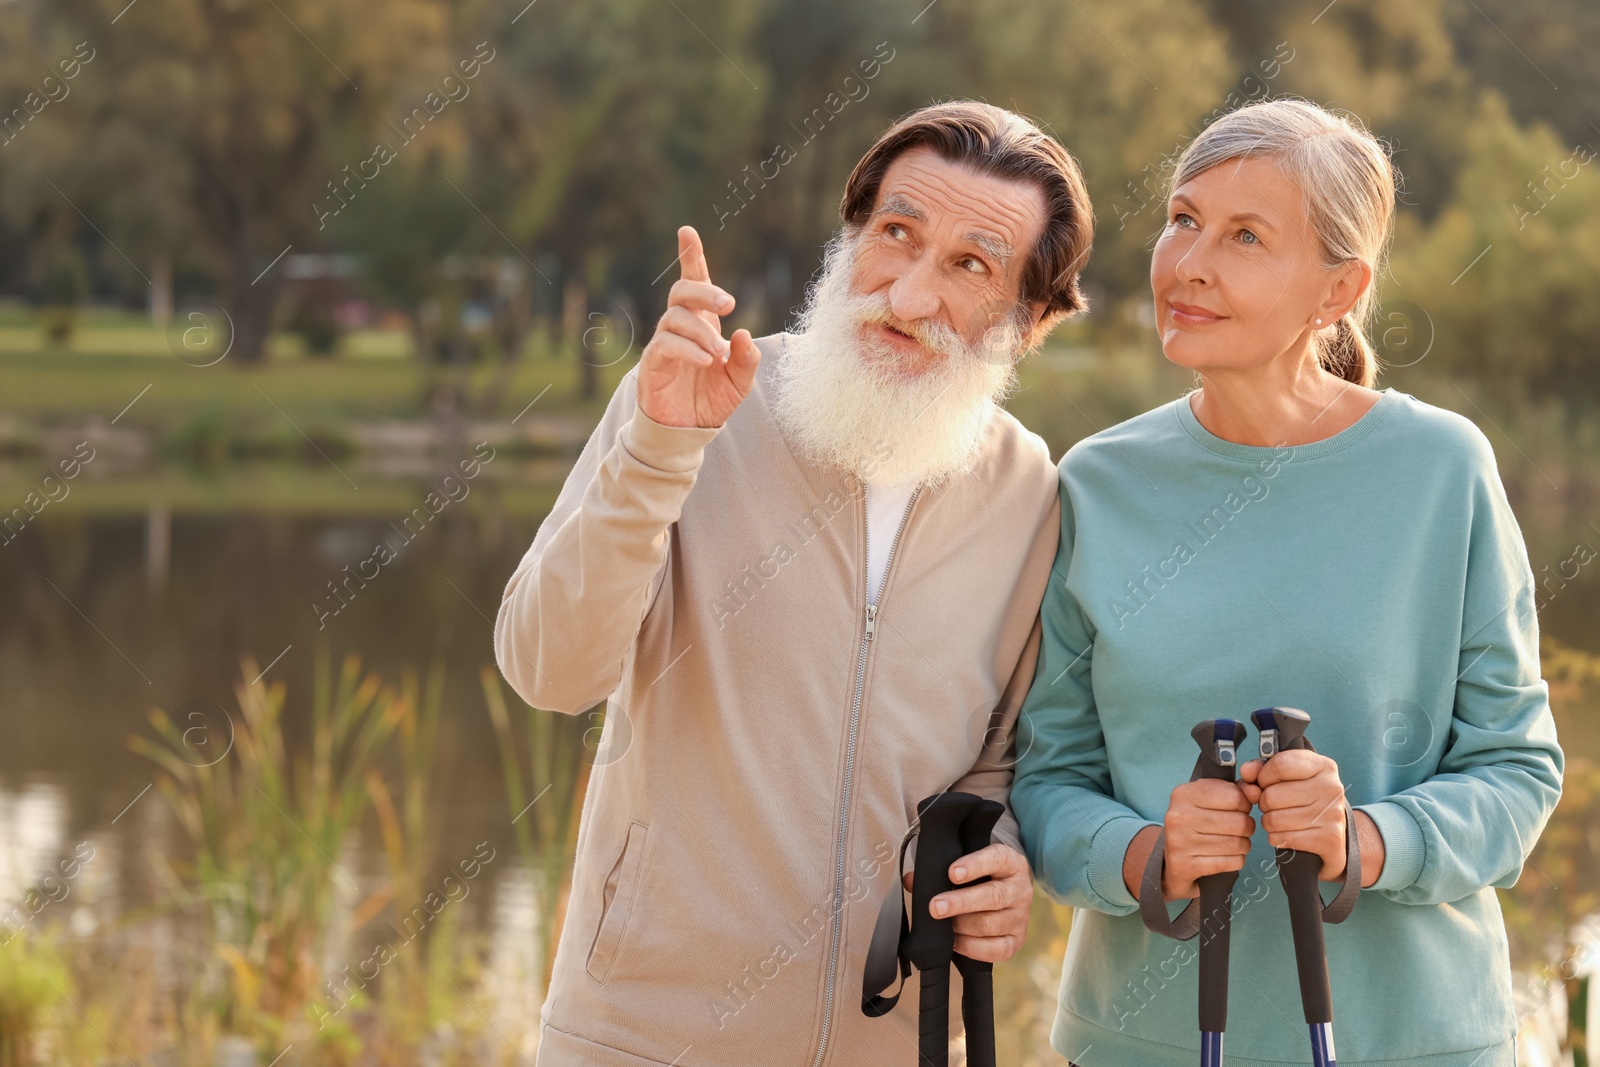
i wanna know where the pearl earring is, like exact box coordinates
[1314,317,1323,326]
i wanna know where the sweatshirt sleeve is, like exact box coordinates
[494,366,721,714]
[1356,433,1564,905]
[1011,477,1157,916]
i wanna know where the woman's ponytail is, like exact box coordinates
[1317,315,1376,388]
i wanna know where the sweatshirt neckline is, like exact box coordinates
[1173,386,1399,462]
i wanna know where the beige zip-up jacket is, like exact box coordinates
[494,331,1060,1066]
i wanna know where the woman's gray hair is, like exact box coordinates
[1168,98,1398,387]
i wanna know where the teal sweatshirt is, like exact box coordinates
[1011,388,1564,1067]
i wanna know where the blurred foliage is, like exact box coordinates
[1502,637,1600,1065]
[0,926,76,1067]
[0,0,1593,405]
[1389,91,1600,408]
[482,668,590,998]
[128,651,407,1057]
[993,894,1074,1064]
[1502,637,1600,956]
[124,650,501,1063]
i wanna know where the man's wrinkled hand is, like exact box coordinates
[637,225,760,429]
[903,843,1033,962]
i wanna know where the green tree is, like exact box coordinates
[1202,0,1479,217]
[1446,0,1600,152]
[1390,90,1600,407]
[2,0,449,363]
[459,0,766,396]
[959,0,1235,331]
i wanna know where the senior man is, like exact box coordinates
[495,100,1094,1066]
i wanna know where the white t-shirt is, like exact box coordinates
[865,481,918,604]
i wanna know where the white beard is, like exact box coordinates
[769,232,1026,489]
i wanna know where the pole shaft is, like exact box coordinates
[919,965,949,1067]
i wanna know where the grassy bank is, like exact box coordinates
[2,309,1597,517]
[0,348,626,438]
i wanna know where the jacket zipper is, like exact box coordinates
[809,484,920,1067]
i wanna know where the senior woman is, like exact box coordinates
[1011,97,1563,1066]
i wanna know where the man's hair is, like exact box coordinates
[838,100,1096,349]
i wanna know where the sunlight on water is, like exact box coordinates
[485,863,543,1055]
[0,782,68,906]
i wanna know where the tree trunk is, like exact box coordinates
[479,271,532,416]
[221,261,283,365]
[564,277,597,400]
[149,255,173,326]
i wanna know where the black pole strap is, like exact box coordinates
[1138,828,1202,940]
[1137,744,1217,941]
[862,828,917,1017]
[1315,794,1360,924]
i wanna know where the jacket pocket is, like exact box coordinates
[586,820,649,984]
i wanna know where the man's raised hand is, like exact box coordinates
[638,226,760,428]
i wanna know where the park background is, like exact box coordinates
[1,0,1599,1063]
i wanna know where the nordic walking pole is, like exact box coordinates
[1138,719,1247,1067]
[1251,707,1351,1067]
[952,798,1004,1067]
[906,795,963,1067]
[1192,718,1246,1067]
[890,792,1004,1067]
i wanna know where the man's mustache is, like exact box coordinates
[856,304,967,361]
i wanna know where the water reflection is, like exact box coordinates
[485,863,542,1056]
[0,782,68,907]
